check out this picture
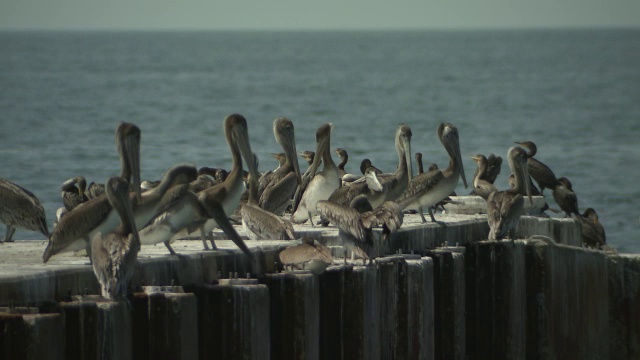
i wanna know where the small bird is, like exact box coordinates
[576,208,606,248]
[91,177,140,300]
[553,177,579,218]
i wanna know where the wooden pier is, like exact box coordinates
[0,206,638,359]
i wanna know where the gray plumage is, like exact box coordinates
[0,178,49,242]
[241,173,296,240]
[91,176,140,300]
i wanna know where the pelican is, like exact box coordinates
[43,122,143,262]
[553,177,579,217]
[91,176,140,300]
[415,152,424,174]
[327,166,386,209]
[169,114,258,258]
[61,176,88,211]
[291,123,341,225]
[398,123,466,223]
[258,118,302,216]
[317,196,404,260]
[470,155,498,200]
[0,179,49,242]
[486,146,533,241]
[331,124,413,208]
[336,148,349,178]
[241,172,296,240]
[514,141,559,194]
[576,208,606,248]
[44,163,197,262]
[279,236,333,274]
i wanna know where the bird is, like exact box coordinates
[241,171,296,240]
[258,118,302,216]
[317,195,404,260]
[0,178,49,242]
[486,146,533,240]
[91,176,141,300]
[299,151,316,167]
[576,208,606,248]
[482,153,503,185]
[553,176,579,217]
[335,147,349,178]
[514,141,559,194]
[271,152,287,169]
[43,122,144,262]
[61,176,89,211]
[359,158,383,176]
[167,114,258,260]
[330,124,413,208]
[291,123,341,225]
[470,154,499,200]
[398,123,467,223]
[415,152,424,174]
[278,236,333,274]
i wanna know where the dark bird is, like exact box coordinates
[514,141,559,194]
[359,158,383,176]
[336,147,349,178]
[415,152,424,174]
[61,176,89,211]
[553,176,579,217]
[486,146,532,240]
[91,176,140,300]
[576,208,606,248]
[0,178,49,242]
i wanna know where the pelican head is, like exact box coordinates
[508,146,532,205]
[438,123,467,188]
[395,124,413,184]
[274,117,302,184]
[514,141,537,157]
[225,114,259,184]
[116,122,142,203]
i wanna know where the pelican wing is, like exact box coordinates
[241,203,296,240]
[316,200,367,241]
[259,171,298,215]
[399,169,444,200]
[200,192,253,258]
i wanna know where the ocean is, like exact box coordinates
[1,29,638,252]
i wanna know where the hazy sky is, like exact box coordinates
[1,0,639,30]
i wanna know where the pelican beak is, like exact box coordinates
[448,132,467,188]
[237,125,259,183]
[282,127,302,185]
[402,136,413,184]
[521,157,533,206]
[124,132,142,203]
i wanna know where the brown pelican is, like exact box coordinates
[43,122,143,262]
[470,155,499,200]
[317,196,403,260]
[91,176,140,300]
[170,114,258,258]
[258,118,302,216]
[0,179,49,242]
[398,123,466,223]
[332,124,413,208]
[44,163,197,261]
[553,177,579,217]
[279,236,333,274]
[61,176,88,211]
[327,165,386,210]
[486,146,532,240]
[336,148,349,178]
[291,123,341,224]
[241,172,296,240]
[576,208,606,248]
[514,141,559,194]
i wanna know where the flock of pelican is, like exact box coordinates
[0,114,606,300]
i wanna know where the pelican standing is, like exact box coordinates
[43,122,143,262]
[514,141,559,194]
[170,114,258,258]
[241,172,296,240]
[258,118,302,216]
[398,123,466,223]
[470,154,498,200]
[91,176,140,300]
[486,146,533,240]
[0,179,49,242]
[291,123,340,225]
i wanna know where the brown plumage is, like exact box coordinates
[553,177,579,217]
[576,208,606,248]
[0,178,49,242]
[515,141,559,194]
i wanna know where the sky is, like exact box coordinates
[1,0,639,31]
